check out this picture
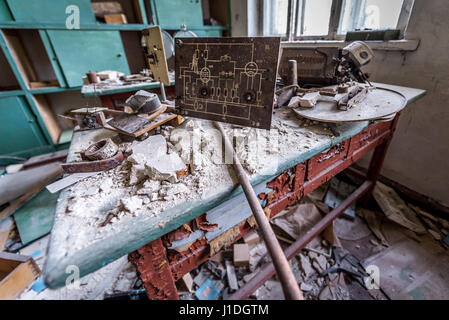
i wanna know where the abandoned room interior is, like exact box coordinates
[0,0,448,304]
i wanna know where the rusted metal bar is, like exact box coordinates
[215,122,303,300]
[359,113,400,205]
[229,180,373,300]
[61,151,124,174]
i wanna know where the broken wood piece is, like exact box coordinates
[104,13,128,24]
[225,260,239,291]
[0,166,62,220]
[29,80,59,89]
[233,243,250,267]
[204,260,226,279]
[179,273,194,293]
[243,230,260,248]
[0,163,63,207]
[0,252,41,300]
[107,113,178,137]
[373,182,426,234]
[23,149,68,169]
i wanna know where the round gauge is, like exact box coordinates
[161,29,175,60]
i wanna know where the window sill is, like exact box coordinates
[281,39,420,52]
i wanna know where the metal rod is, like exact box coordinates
[160,82,167,102]
[215,122,303,300]
[229,180,373,300]
[288,59,298,86]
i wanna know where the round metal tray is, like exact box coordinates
[292,87,407,123]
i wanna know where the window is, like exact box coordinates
[263,0,290,36]
[263,0,414,40]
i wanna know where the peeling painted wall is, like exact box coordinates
[360,0,449,207]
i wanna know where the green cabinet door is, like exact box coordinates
[47,30,131,87]
[0,0,12,22]
[151,0,204,29]
[0,96,47,156]
[6,0,95,23]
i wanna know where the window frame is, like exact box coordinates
[263,0,415,41]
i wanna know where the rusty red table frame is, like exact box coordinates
[129,114,400,300]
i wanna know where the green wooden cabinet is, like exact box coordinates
[194,29,223,37]
[0,0,12,22]
[151,0,204,29]
[6,0,96,24]
[46,30,131,87]
[0,96,47,156]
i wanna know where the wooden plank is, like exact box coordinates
[0,165,62,221]
[29,80,59,89]
[107,112,177,137]
[23,149,68,169]
[2,29,37,86]
[104,13,128,24]
[32,95,61,144]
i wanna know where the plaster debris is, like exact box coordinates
[121,196,143,213]
[136,180,161,195]
[145,152,186,183]
[49,112,342,270]
[298,253,314,278]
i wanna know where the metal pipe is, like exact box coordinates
[160,82,167,102]
[229,180,373,300]
[215,122,303,300]
[288,59,298,87]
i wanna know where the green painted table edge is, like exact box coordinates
[44,84,426,288]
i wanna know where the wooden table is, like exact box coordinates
[44,83,425,299]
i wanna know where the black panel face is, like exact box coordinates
[174,37,281,130]
[279,47,341,86]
